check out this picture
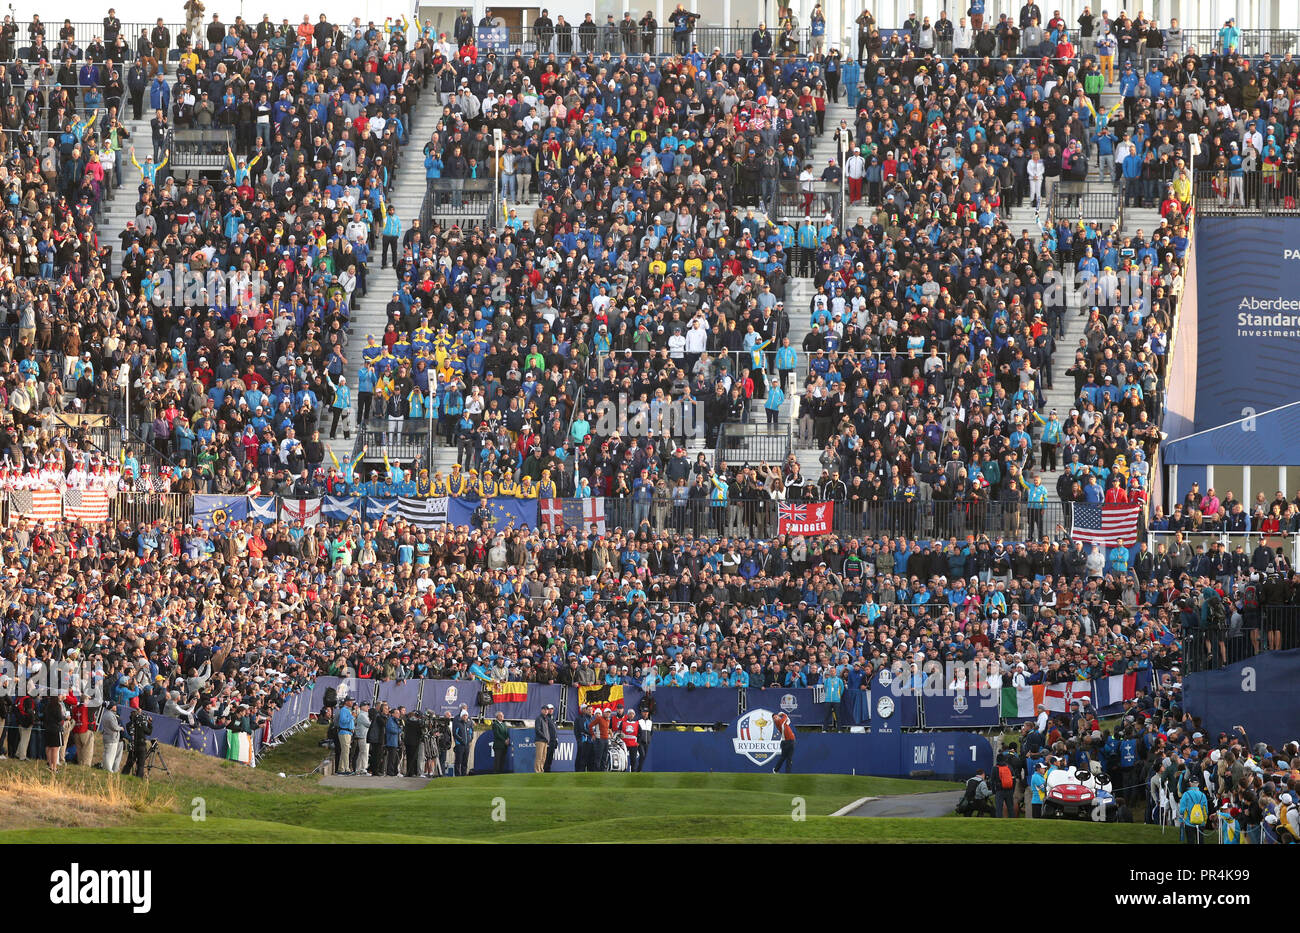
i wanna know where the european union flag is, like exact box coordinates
[194,495,249,530]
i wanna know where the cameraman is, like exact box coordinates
[121,709,152,778]
[403,707,423,777]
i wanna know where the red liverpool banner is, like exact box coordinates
[777,501,834,535]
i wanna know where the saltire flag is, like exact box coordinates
[578,683,624,711]
[396,495,448,527]
[1069,503,1141,546]
[491,681,529,703]
[194,495,249,530]
[10,487,62,521]
[364,496,401,523]
[777,500,833,535]
[63,487,110,523]
[1094,673,1138,710]
[225,729,255,766]
[279,497,322,528]
[249,496,277,523]
[322,496,359,522]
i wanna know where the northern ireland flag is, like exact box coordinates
[778,500,833,535]
[1094,673,1138,711]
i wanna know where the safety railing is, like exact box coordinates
[1194,170,1300,215]
[1049,187,1123,230]
[490,25,810,58]
[1183,606,1300,674]
[715,422,790,468]
[420,178,497,228]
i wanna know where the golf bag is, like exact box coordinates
[607,734,629,772]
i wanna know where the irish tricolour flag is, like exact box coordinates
[226,730,255,767]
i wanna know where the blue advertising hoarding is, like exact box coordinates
[1192,216,1300,436]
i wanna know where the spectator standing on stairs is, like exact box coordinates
[380,202,401,269]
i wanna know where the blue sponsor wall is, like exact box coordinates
[1185,648,1300,748]
[1189,216,1300,439]
[644,727,992,779]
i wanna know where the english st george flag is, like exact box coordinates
[778,501,833,536]
[1070,503,1141,546]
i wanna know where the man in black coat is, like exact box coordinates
[572,704,591,771]
[535,703,559,771]
[403,709,423,776]
[366,702,387,775]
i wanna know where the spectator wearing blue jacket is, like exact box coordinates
[384,706,403,775]
[335,698,356,773]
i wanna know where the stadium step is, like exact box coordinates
[101,116,157,276]
[325,94,446,472]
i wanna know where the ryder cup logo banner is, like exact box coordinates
[732,709,782,766]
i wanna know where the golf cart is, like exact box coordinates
[1043,767,1119,821]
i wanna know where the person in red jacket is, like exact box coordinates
[770,710,796,773]
[66,691,94,767]
[619,707,640,772]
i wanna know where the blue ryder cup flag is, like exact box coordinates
[1070,502,1142,546]
[194,495,248,529]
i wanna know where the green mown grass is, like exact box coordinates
[0,727,1173,843]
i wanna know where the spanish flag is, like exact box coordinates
[492,681,529,703]
[578,684,624,711]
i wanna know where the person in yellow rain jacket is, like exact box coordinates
[477,470,498,499]
[430,471,449,497]
[129,145,168,185]
[538,469,558,499]
[446,465,467,497]
[497,473,517,497]
[517,475,537,498]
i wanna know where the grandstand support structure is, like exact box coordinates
[329,93,445,471]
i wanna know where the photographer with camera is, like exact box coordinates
[121,709,152,779]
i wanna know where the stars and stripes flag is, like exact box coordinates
[63,488,111,523]
[9,487,62,521]
[1069,503,1142,546]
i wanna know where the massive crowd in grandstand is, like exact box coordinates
[0,1,1294,835]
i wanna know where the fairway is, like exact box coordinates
[0,728,1174,844]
